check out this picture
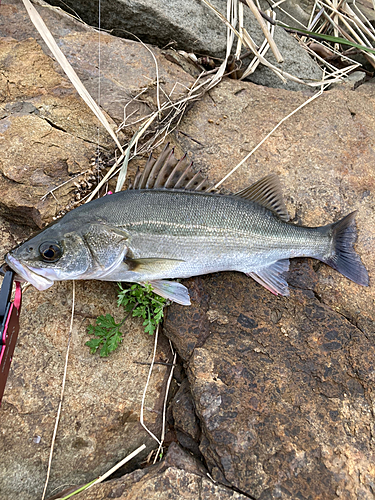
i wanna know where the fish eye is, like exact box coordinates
[39,242,62,262]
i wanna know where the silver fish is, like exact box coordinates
[5,144,369,305]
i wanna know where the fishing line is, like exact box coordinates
[96,0,101,193]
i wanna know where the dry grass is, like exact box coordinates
[34,0,373,206]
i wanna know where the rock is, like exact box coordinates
[1,1,375,498]
[164,77,375,498]
[0,37,113,228]
[170,378,201,456]
[243,26,322,91]
[59,443,249,500]
[0,0,195,227]
[332,71,367,90]
[164,265,375,499]
[353,0,375,23]
[0,216,175,500]
[43,0,322,91]
[261,1,375,31]
[259,0,313,27]
[0,0,194,123]
[175,78,374,330]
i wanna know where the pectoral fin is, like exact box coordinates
[142,279,191,306]
[247,259,290,296]
[125,257,184,273]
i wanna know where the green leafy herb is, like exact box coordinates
[117,282,166,336]
[86,313,125,357]
[86,283,167,357]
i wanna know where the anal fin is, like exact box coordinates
[142,280,191,306]
[247,259,290,296]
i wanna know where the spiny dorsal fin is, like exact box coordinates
[234,174,290,222]
[130,143,216,193]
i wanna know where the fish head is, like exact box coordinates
[5,224,92,290]
[5,220,130,290]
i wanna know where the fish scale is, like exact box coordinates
[89,189,329,258]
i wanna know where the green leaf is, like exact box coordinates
[281,24,375,55]
[85,337,103,354]
[100,343,111,357]
[86,314,124,357]
[144,321,155,335]
[117,283,166,336]
[97,314,117,329]
[87,282,167,357]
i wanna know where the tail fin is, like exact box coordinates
[323,211,369,286]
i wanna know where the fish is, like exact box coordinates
[4,144,369,305]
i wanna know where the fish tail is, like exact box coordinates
[322,211,369,286]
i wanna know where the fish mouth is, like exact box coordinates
[5,254,54,291]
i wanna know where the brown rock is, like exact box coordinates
[0,0,195,129]
[0,217,174,500]
[0,37,113,227]
[164,266,375,499]
[64,443,248,500]
[171,378,201,456]
[0,0,195,227]
[1,2,374,499]
[55,31,195,126]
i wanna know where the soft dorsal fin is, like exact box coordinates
[234,174,289,222]
[130,143,216,193]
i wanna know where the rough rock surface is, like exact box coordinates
[1,0,375,499]
[64,443,248,500]
[44,0,322,91]
[170,378,201,456]
[175,78,374,329]
[165,77,375,499]
[0,216,174,500]
[164,266,375,499]
[0,36,113,227]
[0,0,194,227]
[259,0,313,27]
[0,0,195,123]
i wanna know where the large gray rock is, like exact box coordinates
[259,0,313,27]
[43,0,322,91]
